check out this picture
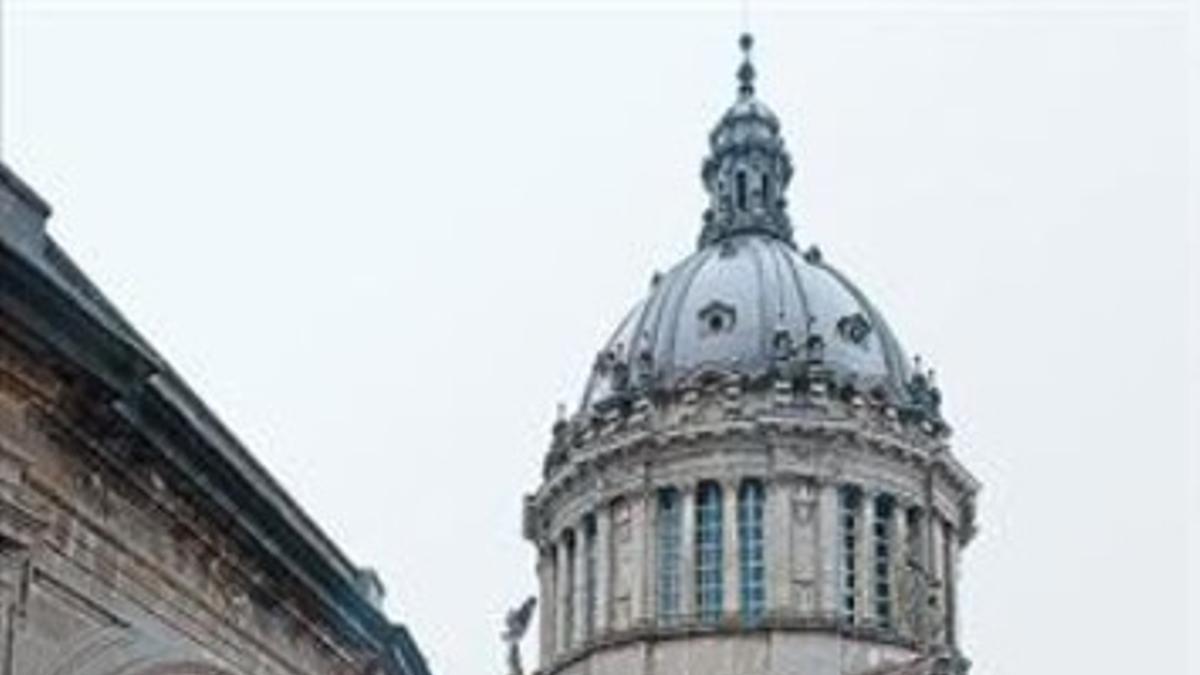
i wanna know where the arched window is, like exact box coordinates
[761,173,772,206]
[656,488,682,623]
[736,171,748,211]
[583,515,597,639]
[695,481,724,623]
[839,485,862,625]
[872,494,895,629]
[738,480,766,623]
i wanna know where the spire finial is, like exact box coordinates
[737,32,756,98]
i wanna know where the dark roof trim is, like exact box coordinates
[0,243,154,396]
[0,172,429,674]
[0,162,52,218]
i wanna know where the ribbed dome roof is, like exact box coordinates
[578,34,943,426]
[580,236,913,410]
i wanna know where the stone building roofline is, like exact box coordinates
[0,161,52,218]
[0,161,430,675]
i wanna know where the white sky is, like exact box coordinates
[2,2,1195,674]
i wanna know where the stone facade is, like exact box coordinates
[0,163,430,675]
[524,379,976,675]
[522,35,979,675]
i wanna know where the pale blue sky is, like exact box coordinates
[2,2,1194,675]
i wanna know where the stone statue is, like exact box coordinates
[502,596,537,675]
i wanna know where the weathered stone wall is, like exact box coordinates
[0,327,369,675]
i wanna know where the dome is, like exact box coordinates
[580,236,914,410]
[579,34,943,425]
[527,36,977,675]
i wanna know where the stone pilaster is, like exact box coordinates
[537,546,555,666]
[641,487,656,628]
[816,480,840,619]
[573,522,588,646]
[555,533,571,654]
[892,500,909,634]
[679,482,697,621]
[629,491,648,627]
[792,478,822,616]
[929,512,946,644]
[765,477,791,619]
[594,503,611,637]
[944,523,958,649]
[857,490,873,627]
[722,479,740,620]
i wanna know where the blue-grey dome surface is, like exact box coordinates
[580,235,913,411]
[578,33,943,425]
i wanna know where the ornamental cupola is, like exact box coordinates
[699,33,796,249]
[521,33,979,675]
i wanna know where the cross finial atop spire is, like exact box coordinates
[737,32,756,98]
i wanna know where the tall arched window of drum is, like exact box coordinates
[695,481,724,623]
[738,480,766,623]
[839,485,863,625]
[736,171,748,211]
[872,494,895,630]
[656,488,682,624]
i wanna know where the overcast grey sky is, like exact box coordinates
[2,1,1195,674]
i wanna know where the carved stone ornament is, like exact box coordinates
[836,312,873,346]
[502,596,537,675]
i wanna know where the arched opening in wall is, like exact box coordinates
[655,487,682,624]
[694,481,723,624]
[735,171,748,211]
[737,480,765,624]
[872,493,896,630]
[838,484,863,625]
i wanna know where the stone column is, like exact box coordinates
[892,500,909,636]
[573,521,588,646]
[765,477,791,619]
[642,486,656,628]
[816,479,840,620]
[629,491,648,627]
[537,545,555,666]
[679,482,697,622]
[555,532,572,653]
[857,491,873,627]
[929,512,946,644]
[594,502,611,637]
[722,479,740,620]
[943,523,958,649]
